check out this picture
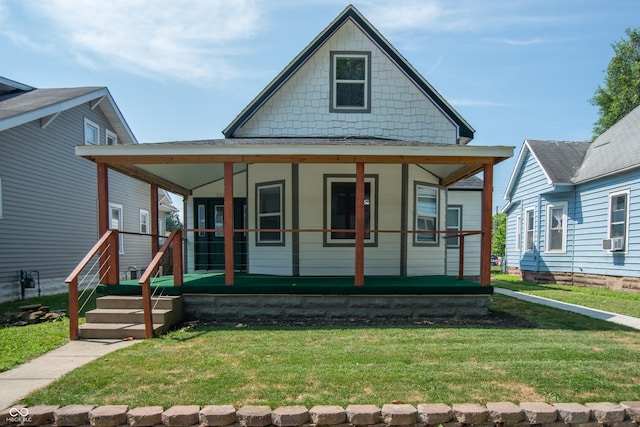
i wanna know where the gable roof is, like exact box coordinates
[573,103,640,183]
[0,79,137,145]
[503,139,590,200]
[223,4,474,143]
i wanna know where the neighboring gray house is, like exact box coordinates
[502,104,640,292]
[0,76,155,302]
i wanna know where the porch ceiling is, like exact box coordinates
[76,138,513,195]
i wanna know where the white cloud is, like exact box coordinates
[18,0,263,84]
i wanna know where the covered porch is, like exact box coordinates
[67,138,512,338]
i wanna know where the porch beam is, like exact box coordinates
[84,154,503,166]
[480,162,493,286]
[355,162,365,286]
[441,164,485,187]
[224,162,235,285]
[105,164,190,196]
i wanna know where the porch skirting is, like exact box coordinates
[182,293,491,320]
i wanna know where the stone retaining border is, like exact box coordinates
[1,402,639,427]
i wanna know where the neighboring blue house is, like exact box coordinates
[502,104,640,292]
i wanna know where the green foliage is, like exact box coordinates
[591,27,640,138]
[492,213,506,256]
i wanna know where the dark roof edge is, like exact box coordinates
[222,5,474,141]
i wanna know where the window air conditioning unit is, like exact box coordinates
[602,237,624,251]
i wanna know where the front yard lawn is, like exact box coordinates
[19,294,640,408]
[493,274,640,318]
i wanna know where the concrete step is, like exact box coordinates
[85,308,172,324]
[79,295,183,339]
[78,322,165,339]
[97,295,181,311]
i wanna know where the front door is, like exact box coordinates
[194,198,247,271]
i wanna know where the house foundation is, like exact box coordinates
[507,268,640,293]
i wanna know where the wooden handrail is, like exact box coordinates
[65,230,118,340]
[137,228,183,339]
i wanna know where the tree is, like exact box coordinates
[591,27,640,138]
[492,213,506,257]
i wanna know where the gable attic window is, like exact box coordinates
[106,129,118,145]
[84,118,99,145]
[330,51,371,112]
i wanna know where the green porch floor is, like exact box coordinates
[99,273,493,296]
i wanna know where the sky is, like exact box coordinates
[2,0,639,211]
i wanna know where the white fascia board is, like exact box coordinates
[102,90,138,145]
[0,88,108,132]
[77,142,513,160]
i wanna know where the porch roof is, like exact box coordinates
[76,137,513,196]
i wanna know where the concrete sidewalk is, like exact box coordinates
[494,287,640,330]
[0,338,138,411]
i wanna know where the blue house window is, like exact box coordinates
[524,208,535,251]
[609,191,629,250]
[330,51,371,113]
[546,203,567,253]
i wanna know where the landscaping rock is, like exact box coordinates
[520,402,557,424]
[127,406,164,427]
[55,405,95,427]
[346,405,381,426]
[18,405,59,426]
[162,406,200,427]
[417,403,453,425]
[621,402,640,422]
[200,405,237,427]
[451,403,489,424]
[272,406,309,427]
[586,403,626,423]
[486,402,524,424]
[236,406,272,427]
[309,406,346,426]
[89,406,129,427]
[554,403,592,424]
[381,404,417,426]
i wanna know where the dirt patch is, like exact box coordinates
[180,311,538,329]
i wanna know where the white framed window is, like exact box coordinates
[330,51,371,112]
[324,174,378,246]
[109,203,124,254]
[84,118,99,145]
[256,181,284,245]
[446,206,462,248]
[546,202,567,253]
[515,214,521,251]
[106,129,118,145]
[524,207,535,252]
[414,183,439,245]
[140,209,150,234]
[608,190,629,251]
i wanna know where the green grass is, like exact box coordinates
[0,293,98,372]
[20,294,640,408]
[493,274,640,318]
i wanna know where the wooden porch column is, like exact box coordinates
[97,163,112,284]
[150,183,159,257]
[355,162,365,286]
[97,163,109,236]
[480,162,494,286]
[224,162,235,285]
